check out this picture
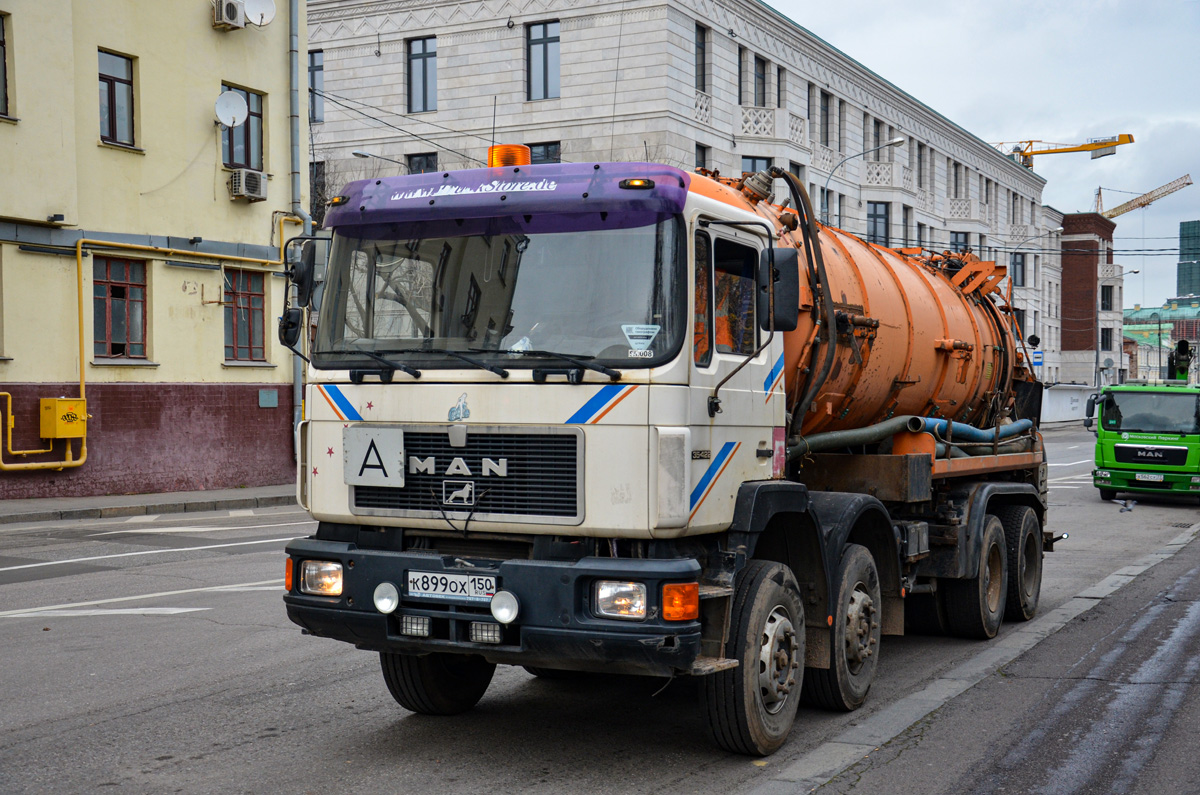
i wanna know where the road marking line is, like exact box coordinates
[0,579,282,617]
[1050,486,1080,489]
[123,515,161,523]
[4,608,210,618]
[1049,460,1093,467]
[89,520,314,537]
[228,509,255,517]
[0,536,302,573]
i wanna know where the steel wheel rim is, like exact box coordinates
[844,582,877,674]
[1021,530,1040,600]
[985,543,1003,612]
[758,605,799,715]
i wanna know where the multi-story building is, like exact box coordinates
[1059,213,1131,385]
[306,0,1053,325]
[1178,219,1200,297]
[0,0,311,499]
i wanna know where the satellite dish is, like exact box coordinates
[244,0,276,25]
[1104,357,1115,369]
[215,91,249,128]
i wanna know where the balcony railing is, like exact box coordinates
[863,161,914,191]
[695,91,712,125]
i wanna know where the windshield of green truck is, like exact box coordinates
[312,216,686,370]
[1101,391,1200,434]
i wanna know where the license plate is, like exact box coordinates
[406,570,497,602]
[1136,473,1165,482]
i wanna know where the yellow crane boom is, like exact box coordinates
[1097,174,1193,219]
[993,134,1135,168]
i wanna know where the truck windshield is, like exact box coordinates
[313,216,686,371]
[1102,391,1200,434]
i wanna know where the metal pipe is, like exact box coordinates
[290,0,313,442]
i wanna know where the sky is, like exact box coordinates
[769,0,1200,308]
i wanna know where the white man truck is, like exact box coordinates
[279,148,1051,755]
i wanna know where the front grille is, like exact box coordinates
[1114,444,1188,466]
[354,430,580,522]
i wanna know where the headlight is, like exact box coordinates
[1095,471,1111,479]
[1191,477,1200,484]
[490,590,520,624]
[300,560,343,596]
[373,581,400,613]
[594,581,647,620]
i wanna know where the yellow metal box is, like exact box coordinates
[40,398,87,439]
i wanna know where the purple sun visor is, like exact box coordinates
[323,162,691,237]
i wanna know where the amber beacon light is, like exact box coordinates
[488,144,532,167]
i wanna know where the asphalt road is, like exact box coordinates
[0,425,1196,793]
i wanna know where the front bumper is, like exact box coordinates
[283,538,702,676]
[1093,468,1200,497]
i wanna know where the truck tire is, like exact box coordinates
[996,505,1042,621]
[700,561,805,756]
[903,587,948,636]
[802,544,881,711]
[379,652,495,715]
[943,515,1008,639]
[1099,488,1117,501]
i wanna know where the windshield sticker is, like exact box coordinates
[622,324,660,350]
[390,179,559,202]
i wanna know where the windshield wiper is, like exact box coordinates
[379,347,509,378]
[495,349,621,382]
[354,349,422,378]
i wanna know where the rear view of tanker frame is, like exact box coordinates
[279,150,1052,756]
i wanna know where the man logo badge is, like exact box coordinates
[443,480,475,506]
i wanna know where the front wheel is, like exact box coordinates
[380,652,495,715]
[1099,488,1117,501]
[943,515,1008,639]
[700,561,805,756]
[802,544,881,711]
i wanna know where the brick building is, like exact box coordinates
[1059,212,1129,385]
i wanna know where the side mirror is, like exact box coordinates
[1084,394,1096,430]
[284,236,321,308]
[758,247,799,333]
[278,307,304,348]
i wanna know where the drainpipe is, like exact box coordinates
[290,0,312,445]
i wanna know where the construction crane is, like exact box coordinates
[1094,174,1193,219]
[992,134,1135,168]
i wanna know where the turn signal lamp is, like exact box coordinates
[662,582,700,621]
[595,581,647,620]
[284,559,293,591]
[299,560,343,596]
[488,144,532,167]
[327,195,349,206]
[619,178,655,190]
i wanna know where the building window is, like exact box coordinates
[98,51,134,145]
[867,202,890,247]
[902,207,913,247]
[695,144,709,170]
[528,142,560,164]
[789,161,804,181]
[819,90,832,147]
[713,238,757,354]
[224,269,265,362]
[0,15,9,117]
[308,50,323,122]
[408,37,436,113]
[753,56,766,107]
[737,47,745,105]
[1013,308,1026,337]
[951,232,969,252]
[221,85,263,170]
[776,67,785,108]
[917,223,926,247]
[94,257,146,358]
[694,24,707,93]
[872,119,883,160]
[1101,284,1113,311]
[1101,327,1113,351]
[407,152,437,174]
[741,156,771,173]
[1010,252,1026,287]
[527,22,560,101]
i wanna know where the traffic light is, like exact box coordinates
[1166,339,1193,382]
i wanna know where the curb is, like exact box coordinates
[0,492,298,527]
[748,521,1200,794]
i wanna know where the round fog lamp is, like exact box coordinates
[490,590,520,624]
[373,581,400,614]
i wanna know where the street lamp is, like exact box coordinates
[1150,311,1162,381]
[821,136,904,224]
[352,150,405,167]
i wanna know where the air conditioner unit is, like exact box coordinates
[230,169,267,201]
[213,0,246,30]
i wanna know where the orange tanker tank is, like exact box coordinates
[700,168,1025,438]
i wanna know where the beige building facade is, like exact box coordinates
[0,0,310,498]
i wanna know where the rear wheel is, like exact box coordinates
[943,515,1007,639]
[996,506,1042,621]
[380,652,495,715]
[1099,488,1117,501]
[700,561,805,756]
[802,544,881,711]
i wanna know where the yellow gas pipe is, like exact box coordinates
[0,216,303,472]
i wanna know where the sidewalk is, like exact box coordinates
[0,483,297,526]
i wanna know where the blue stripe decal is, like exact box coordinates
[565,384,626,424]
[324,385,363,421]
[763,353,785,394]
[690,442,737,509]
